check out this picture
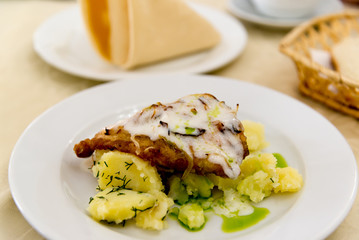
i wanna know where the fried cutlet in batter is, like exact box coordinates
[74,94,249,178]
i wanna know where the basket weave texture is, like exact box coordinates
[279,11,359,118]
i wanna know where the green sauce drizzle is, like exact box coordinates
[273,153,288,168]
[221,207,269,233]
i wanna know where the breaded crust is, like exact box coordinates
[74,126,244,177]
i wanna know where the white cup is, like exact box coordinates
[251,0,324,18]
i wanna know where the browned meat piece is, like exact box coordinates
[74,94,249,178]
[75,126,227,176]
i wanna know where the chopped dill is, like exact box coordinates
[106,188,116,195]
[106,175,113,186]
[123,178,131,189]
[131,206,153,217]
[125,161,134,170]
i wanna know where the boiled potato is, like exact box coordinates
[242,120,269,153]
[207,173,241,190]
[92,150,163,192]
[177,203,205,230]
[237,153,278,202]
[135,191,174,230]
[240,153,278,178]
[237,170,275,203]
[88,188,156,224]
[237,153,303,202]
[274,167,303,193]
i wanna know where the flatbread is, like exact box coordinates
[80,0,220,69]
[80,0,111,60]
[332,36,359,86]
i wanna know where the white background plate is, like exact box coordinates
[9,75,358,240]
[33,3,247,81]
[227,0,343,28]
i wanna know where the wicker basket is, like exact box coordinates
[279,11,359,118]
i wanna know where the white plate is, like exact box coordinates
[227,0,343,28]
[9,75,358,240]
[33,3,247,81]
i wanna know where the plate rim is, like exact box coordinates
[8,74,358,240]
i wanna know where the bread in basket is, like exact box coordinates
[279,11,359,118]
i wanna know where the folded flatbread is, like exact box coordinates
[80,0,221,69]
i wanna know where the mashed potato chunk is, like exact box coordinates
[88,151,173,230]
[92,150,163,192]
[242,120,269,152]
[274,167,303,193]
[178,204,205,230]
[240,153,277,178]
[135,191,174,230]
[237,170,275,203]
[88,188,156,224]
[207,173,241,190]
[237,153,303,202]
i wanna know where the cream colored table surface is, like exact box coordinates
[1,0,358,239]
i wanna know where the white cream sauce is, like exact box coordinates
[120,94,245,179]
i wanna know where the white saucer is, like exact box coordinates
[227,0,344,28]
[33,2,247,81]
